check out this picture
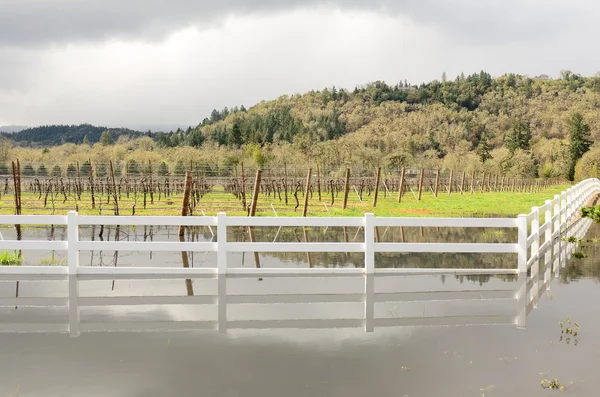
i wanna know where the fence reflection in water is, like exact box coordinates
[0,216,591,337]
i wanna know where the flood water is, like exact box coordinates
[1,223,517,269]
[1,219,599,396]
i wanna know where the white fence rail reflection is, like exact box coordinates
[0,216,591,337]
[0,178,597,278]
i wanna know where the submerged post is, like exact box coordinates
[517,214,528,273]
[364,213,375,274]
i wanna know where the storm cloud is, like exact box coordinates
[0,0,599,128]
[1,0,595,47]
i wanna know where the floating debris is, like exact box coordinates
[559,316,579,345]
[541,378,564,391]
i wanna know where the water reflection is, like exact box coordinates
[0,217,592,336]
[1,224,519,269]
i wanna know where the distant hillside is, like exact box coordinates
[3,124,145,146]
[152,70,599,180]
[0,125,28,133]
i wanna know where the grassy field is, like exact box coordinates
[0,184,572,218]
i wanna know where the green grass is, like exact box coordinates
[0,251,22,266]
[0,184,571,218]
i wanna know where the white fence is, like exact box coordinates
[0,216,592,336]
[0,178,598,277]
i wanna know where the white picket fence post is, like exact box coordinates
[517,214,528,273]
[67,211,80,337]
[217,212,227,275]
[364,213,375,274]
[67,211,79,274]
[531,207,540,263]
[553,195,560,236]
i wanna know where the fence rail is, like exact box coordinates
[0,216,592,337]
[0,178,598,277]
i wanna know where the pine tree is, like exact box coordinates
[83,135,90,145]
[228,122,243,147]
[477,132,493,163]
[100,130,113,146]
[567,112,593,180]
[158,161,169,176]
[504,120,531,154]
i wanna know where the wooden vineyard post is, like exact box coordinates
[109,160,119,215]
[417,168,424,201]
[448,169,454,195]
[89,159,96,209]
[460,171,466,195]
[302,168,312,217]
[250,170,262,217]
[434,169,440,198]
[241,162,247,211]
[248,170,262,269]
[316,163,322,202]
[179,171,194,296]
[470,171,476,194]
[342,168,350,209]
[179,172,193,236]
[148,160,154,205]
[372,167,381,207]
[11,161,21,241]
[481,171,486,193]
[397,167,406,203]
[302,169,313,267]
[283,162,288,205]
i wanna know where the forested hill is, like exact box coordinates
[3,124,145,146]
[156,70,598,180]
[5,71,600,180]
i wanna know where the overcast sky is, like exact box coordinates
[1,0,599,129]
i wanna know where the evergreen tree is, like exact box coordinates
[567,112,593,180]
[22,164,35,176]
[96,164,107,177]
[100,130,113,146]
[83,135,90,145]
[504,120,531,154]
[158,161,169,176]
[37,164,48,177]
[173,160,186,176]
[186,128,205,148]
[66,164,77,177]
[126,160,140,176]
[476,132,493,163]
[51,165,62,177]
[228,121,243,147]
[80,160,92,176]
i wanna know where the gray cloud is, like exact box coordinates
[1,0,596,48]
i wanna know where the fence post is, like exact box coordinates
[544,200,552,269]
[217,212,227,275]
[67,211,80,337]
[531,207,540,263]
[553,195,560,236]
[560,191,567,230]
[67,211,79,274]
[364,213,375,274]
[517,214,528,273]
